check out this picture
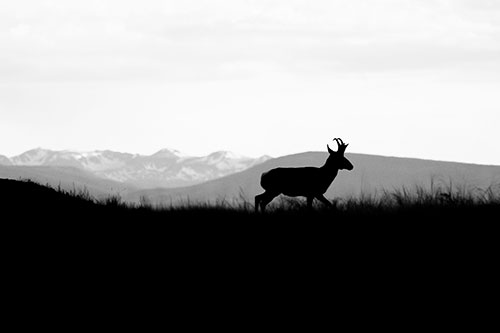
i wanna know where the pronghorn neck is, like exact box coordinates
[319,163,339,181]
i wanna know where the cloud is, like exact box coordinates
[1,0,499,82]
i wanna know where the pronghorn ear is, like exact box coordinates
[327,144,334,154]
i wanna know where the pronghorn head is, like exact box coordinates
[326,138,354,171]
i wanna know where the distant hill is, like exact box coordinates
[3,148,271,188]
[0,165,135,199]
[124,152,500,205]
[0,155,11,166]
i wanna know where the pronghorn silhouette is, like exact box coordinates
[255,138,353,212]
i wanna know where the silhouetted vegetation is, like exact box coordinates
[4,175,499,277]
[2,178,499,223]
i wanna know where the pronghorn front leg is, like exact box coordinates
[315,194,334,208]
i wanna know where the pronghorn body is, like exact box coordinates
[260,167,338,198]
[255,138,353,212]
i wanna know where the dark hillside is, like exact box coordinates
[2,178,498,282]
[3,178,499,226]
[1,178,102,220]
[0,165,135,199]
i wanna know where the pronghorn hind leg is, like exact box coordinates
[307,196,314,210]
[255,193,264,212]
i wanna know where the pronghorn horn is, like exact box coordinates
[333,138,341,148]
[333,138,348,154]
[334,138,347,146]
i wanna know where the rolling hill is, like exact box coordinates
[0,155,11,165]
[123,152,500,205]
[0,165,136,199]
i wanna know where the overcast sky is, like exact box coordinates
[1,0,499,164]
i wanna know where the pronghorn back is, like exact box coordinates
[260,167,327,195]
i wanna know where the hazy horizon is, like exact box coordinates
[1,0,499,165]
[2,145,500,167]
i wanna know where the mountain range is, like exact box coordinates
[0,148,271,188]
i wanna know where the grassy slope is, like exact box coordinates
[3,178,499,223]
[3,178,498,287]
[0,165,136,199]
[4,178,498,324]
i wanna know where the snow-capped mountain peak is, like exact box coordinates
[11,148,55,165]
[151,148,188,159]
[3,147,272,188]
[208,151,248,160]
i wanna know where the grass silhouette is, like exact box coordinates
[4,177,498,292]
[2,178,499,223]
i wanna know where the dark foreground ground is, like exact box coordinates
[2,178,499,321]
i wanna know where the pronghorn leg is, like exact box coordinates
[316,194,333,208]
[255,193,264,212]
[307,196,314,210]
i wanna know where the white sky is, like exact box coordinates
[1,0,499,164]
